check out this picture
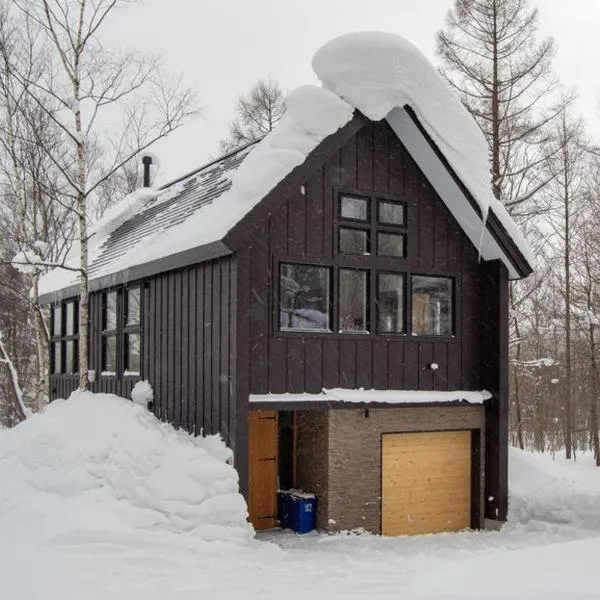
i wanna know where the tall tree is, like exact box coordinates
[436,0,558,211]
[4,0,197,390]
[540,102,587,458]
[220,78,286,153]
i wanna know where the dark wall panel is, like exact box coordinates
[240,119,491,397]
[51,256,237,447]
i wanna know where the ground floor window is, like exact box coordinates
[101,286,143,376]
[50,299,79,374]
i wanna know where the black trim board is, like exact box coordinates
[403,105,533,279]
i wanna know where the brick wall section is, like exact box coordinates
[295,411,330,530]
[326,405,486,534]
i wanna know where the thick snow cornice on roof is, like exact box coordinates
[312,31,534,270]
[40,32,532,299]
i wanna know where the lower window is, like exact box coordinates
[377,273,404,333]
[412,276,453,336]
[339,269,368,333]
[279,264,331,331]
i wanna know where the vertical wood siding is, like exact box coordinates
[50,255,237,448]
[240,120,488,396]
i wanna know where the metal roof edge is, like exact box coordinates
[39,240,233,304]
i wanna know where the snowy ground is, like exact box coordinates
[2,393,600,599]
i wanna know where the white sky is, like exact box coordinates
[104,0,600,185]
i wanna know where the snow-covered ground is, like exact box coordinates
[2,393,600,599]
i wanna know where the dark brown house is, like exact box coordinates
[40,41,532,536]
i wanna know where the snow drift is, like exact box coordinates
[509,447,600,530]
[0,391,251,543]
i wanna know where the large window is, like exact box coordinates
[101,286,142,376]
[277,193,454,337]
[50,300,79,374]
[411,276,453,336]
[279,264,331,331]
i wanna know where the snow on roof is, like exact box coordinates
[312,31,534,272]
[40,31,532,297]
[40,85,354,297]
[249,388,491,405]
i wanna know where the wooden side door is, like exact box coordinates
[382,430,471,535]
[248,410,278,530]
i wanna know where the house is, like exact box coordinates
[39,32,533,536]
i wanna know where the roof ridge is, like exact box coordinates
[158,137,262,191]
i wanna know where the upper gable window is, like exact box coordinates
[338,194,406,258]
[340,195,368,221]
[378,201,405,226]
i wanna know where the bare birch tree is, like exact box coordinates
[3,0,197,390]
[220,78,286,152]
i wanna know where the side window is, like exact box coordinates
[124,287,141,374]
[50,300,79,374]
[102,291,117,373]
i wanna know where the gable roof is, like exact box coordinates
[39,32,533,303]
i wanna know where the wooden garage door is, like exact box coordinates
[382,430,471,536]
[248,411,278,530]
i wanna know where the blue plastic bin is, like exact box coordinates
[278,491,295,530]
[278,490,317,533]
[294,494,317,533]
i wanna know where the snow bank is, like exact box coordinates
[313,31,534,267]
[0,391,251,543]
[509,447,600,530]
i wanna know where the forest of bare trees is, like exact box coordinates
[438,0,600,462]
[1,0,599,466]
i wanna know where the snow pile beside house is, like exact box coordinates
[0,391,251,543]
[509,447,600,530]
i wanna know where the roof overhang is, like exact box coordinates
[39,240,233,304]
[386,106,533,280]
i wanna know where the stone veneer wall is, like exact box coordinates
[295,411,330,530]
[324,405,486,534]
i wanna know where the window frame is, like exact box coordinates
[101,290,118,374]
[278,262,332,333]
[50,299,79,375]
[275,190,456,340]
[100,286,143,377]
[410,274,455,337]
[123,287,142,375]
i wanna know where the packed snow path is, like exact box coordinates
[2,393,600,599]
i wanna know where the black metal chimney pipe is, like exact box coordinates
[142,155,153,187]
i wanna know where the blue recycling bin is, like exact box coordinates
[278,490,317,533]
[278,491,295,530]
